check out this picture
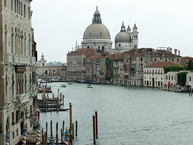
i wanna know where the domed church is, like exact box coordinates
[115,22,139,53]
[81,7,139,54]
[81,6,113,53]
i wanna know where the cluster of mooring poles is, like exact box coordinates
[40,103,78,145]
[38,89,68,112]
[92,111,98,144]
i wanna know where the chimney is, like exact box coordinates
[174,49,177,56]
[178,50,180,56]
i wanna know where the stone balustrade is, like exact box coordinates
[4,53,36,66]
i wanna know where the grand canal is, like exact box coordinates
[39,82,193,145]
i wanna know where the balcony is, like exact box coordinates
[113,66,119,69]
[4,53,35,66]
[4,53,13,64]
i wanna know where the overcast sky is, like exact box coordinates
[31,0,193,63]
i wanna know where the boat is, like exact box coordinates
[68,82,73,85]
[38,88,52,93]
[87,84,93,88]
[60,84,66,87]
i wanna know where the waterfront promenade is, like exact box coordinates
[40,82,193,145]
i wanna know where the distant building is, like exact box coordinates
[36,54,67,80]
[143,62,177,87]
[67,48,95,81]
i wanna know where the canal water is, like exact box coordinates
[39,82,193,145]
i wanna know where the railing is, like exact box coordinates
[4,53,13,64]
[4,53,36,65]
[113,66,119,69]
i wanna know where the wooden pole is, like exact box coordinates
[95,111,98,139]
[56,122,58,145]
[45,132,47,145]
[61,129,63,143]
[63,95,64,106]
[72,123,74,139]
[93,114,96,144]
[75,121,78,137]
[63,121,65,133]
[69,103,72,127]
[42,128,44,145]
[50,120,53,138]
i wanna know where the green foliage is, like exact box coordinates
[187,59,193,70]
[163,65,184,73]
[106,58,113,81]
[177,72,188,86]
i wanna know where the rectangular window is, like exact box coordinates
[4,0,7,7]
[24,4,26,18]
[17,0,19,14]
[16,129,18,136]
[15,0,17,13]
[21,3,23,16]
[12,131,14,139]
[12,112,14,125]
[11,0,13,11]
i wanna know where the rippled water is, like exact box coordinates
[39,83,193,145]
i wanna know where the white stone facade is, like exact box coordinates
[144,67,164,87]
[0,0,37,144]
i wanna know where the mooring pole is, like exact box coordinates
[50,120,53,138]
[56,122,58,145]
[95,111,98,139]
[93,114,96,144]
[75,121,78,137]
[6,129,10,145]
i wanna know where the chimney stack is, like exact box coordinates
[174,49,177,56]
[178,50,180,56]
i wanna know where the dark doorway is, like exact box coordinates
[152,78,155,87]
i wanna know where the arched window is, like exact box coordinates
[21,31,23,55]
[29,34,31,56]
[45,70,48,75]
[4,25,7,53]
[11,27,14,54]
[24,33,26,55]
[53,70,56,76]
[5,74,8,101]
[15,28,17,54]
[102,46,104,51]
[12,74,15,99]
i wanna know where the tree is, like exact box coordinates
[163,65,184,73]
[187,59,193,70]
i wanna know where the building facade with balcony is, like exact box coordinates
[0,0,37,144]
[143,62,177,88]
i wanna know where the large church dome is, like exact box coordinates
[83,24,110,39]
[115,22,131,43]
[83,6,111,40]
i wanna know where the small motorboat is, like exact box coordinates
[87,84,93,88]
[60,84,66,87]
[68,82,73,85]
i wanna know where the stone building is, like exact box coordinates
[123,47,181,86]
[67,48,95,81]
[186,72,193,88]
[36,54,67,80]
[0,0,37,144]
[143,62,177,87]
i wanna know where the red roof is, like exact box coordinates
[145,62,178,68]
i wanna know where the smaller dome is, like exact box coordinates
[115,22,131,43]
[115,32,131,43]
